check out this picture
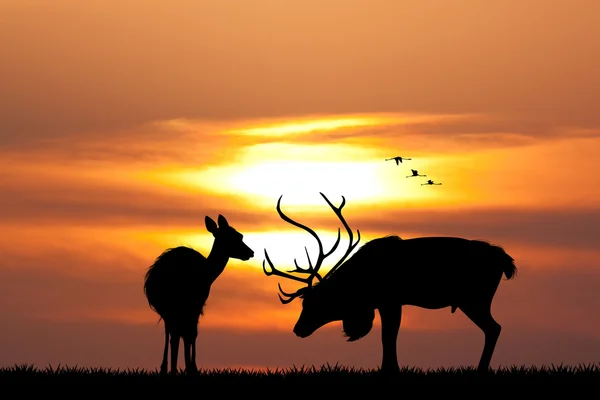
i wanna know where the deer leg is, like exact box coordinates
[378,305,402,374]
[183,336,192,373]
[182,321,199,375]
[182,336,198,374]
[190,333,198,373]
[192,338,198,372]
[160,322,169,375]
[460,304,501,373]
[169,334,180,374]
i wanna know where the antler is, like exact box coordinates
[319,192,361,280]
[263,192,360,304]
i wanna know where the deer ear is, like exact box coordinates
[217,214,229,228]
[205,216,218,235]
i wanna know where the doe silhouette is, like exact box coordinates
[263,193,517,375]
[406,169,426,178]
[144,215,254,375]
[385,156,412,165]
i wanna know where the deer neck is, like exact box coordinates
[206,243,230,282]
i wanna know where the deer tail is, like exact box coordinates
[491,244,517,280]
[503,256,517,280]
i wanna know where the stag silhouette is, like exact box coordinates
[263,193,517,375]
[144,215,254,375]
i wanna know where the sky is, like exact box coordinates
[1,0,600,371]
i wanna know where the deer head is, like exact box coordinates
[262,192,361,303]
[206,214,254,261]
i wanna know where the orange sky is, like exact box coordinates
[1,0,600,371]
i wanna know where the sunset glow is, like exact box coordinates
[2,0,600,373]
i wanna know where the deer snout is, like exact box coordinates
[243,248,254,261]
[233,246,254,261]
[293,325,308,338]
[293,319,316,338]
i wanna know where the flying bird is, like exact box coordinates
[407,169,426,178]
[421,179,442,186]
[386,156,412,165]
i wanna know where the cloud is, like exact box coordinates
[0,119,236,168]
[2,1,600,146]
[3,112,591,175]
[2,153,600,253]
[0,173,262,229]
[3,115,598,238]
[345,207,600,253]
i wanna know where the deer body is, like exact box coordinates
[263,194,516,374]
[331,236,514,311]
[144,215,254,374]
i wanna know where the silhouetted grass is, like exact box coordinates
[1,363,599,384]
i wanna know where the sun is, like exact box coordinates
[137,129,452,210]
[161,141,444,208]
[225,160,387,206]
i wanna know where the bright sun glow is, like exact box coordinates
[134,114,479,209]
[149,141,444,207]
[227,161,385,206]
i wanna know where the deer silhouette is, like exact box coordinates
[385,156,412,165]
[144,215,254,375]
[407,169,426,178]
[263,193,517,375]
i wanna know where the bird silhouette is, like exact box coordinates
[407,169,426,178]
[386,156,412,165]
[421,179,442,186]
